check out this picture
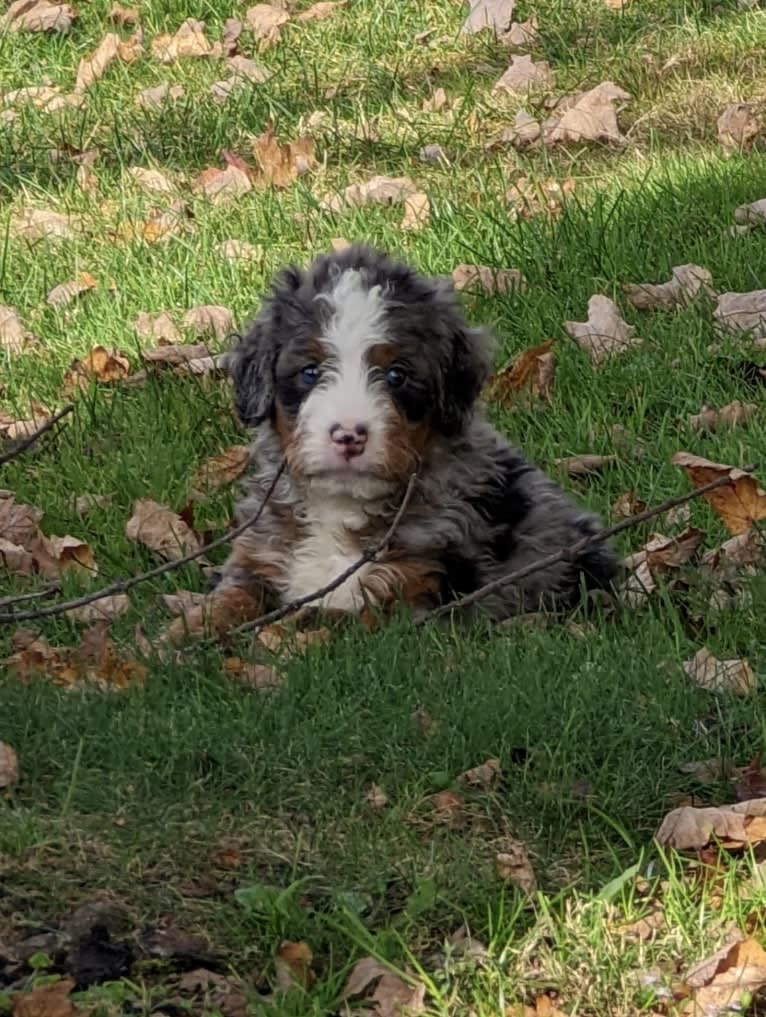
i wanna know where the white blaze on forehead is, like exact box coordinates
[322,268,387,355]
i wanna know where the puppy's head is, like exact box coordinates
[227,245,493,497]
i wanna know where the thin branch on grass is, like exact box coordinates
[0,461,286,625]
[224,471,419,639]
[0,405,74,467]
[0,583,61,609]
[418,468,756,624]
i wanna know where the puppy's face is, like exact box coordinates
[229,246,493,499]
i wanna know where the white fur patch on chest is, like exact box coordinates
[283,498,372,611]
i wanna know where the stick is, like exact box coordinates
[418,469,754,624]
[0,583,61,609]
[224,472,419,639]
[0,405,74,467]
[0,461,286,624]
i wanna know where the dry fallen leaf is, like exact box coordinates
[223,656,283,689]
[0,306,31,355]
[543,81,631,145]
[191,445,250,499]
[225,53,271,83]
[128,166,177,195]
[64,596,130,623]
[161,590,208,616]
[678,758,739,784]
[485,340,554,409]
[555,454,618,478]
[297,0,344,20]
[688,400,757,433]
[682,647,756,696]
[714,289,766,339]
[109,2,138,26]
[246,3,290,46]
[192,163,253,205]
[496,840,536,893]
[400,191,430,232]
[0,741,19,789]
[32,533,98,579]
[63,346,131,393]
[275,941,315,991]
[11,207,80,242]
[671,453,766,535]
[182,305,233,341]
[616,908,664,941]
[612,491,646,518]
[492,109,542,149]
[500,15,538,48]
[657,798,766,850]
[11,977,80,1016]
[430,790,467,828]
[321,175,417,212]
[458,757,501,789]
[452,264,526,295]
[152,18,216,61]
[216,239,263,263]
[461,0,515,35]
[133,310,182,344]
[682,938,766,1017]
[141,342,210,368]
[733,197,766,231]
[221,15,242,55]
[340,956,426,1016]
[702,529,765,577]
[506,177,576,221]
[126,499,202,561]
[75,31,141,92]
[623,264,714,310]
[717,102,759,153]
[135,82,185,109]
[251,127,316,188]
[493,54,552,94]
[47,272,98,309]
[366,783,389,809]
[564,295,641,364]
[114,199,191,246]
[3,0,75,32]
[6,626,146,692]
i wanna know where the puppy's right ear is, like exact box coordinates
[226,268,301,428]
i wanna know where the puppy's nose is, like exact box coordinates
[330,422,368,458]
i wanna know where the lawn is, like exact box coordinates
[2,0,766,1013]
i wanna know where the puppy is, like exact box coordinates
[192,245,618,636]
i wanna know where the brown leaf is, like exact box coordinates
[222,16,242,55]
[152,18,216,61]
[623,264,714,310]
[11,977,79,1016]
[222,657,283,690]
[461,0,515,35]
[161,590,208,616]
[47,272,98,310]
[192,164,253,205]
[564,295,641,364]
[133,311,182,344]
[126,499,202,561]
[671,452,766,535]
[191,445,250,498]
[297,0,344,19]
[109,3,138,26]
[64,595,130,623]
[135,82,185,109]
[714,288,766,338]
[485,340,554,409]
[734,755,766,801]
[733,197,766,230]
[682,938,766,1016]
[75,32,138,91]
[0,306,31,355]
[0,741,19,789]
[656,797,766,849]
[717,102,759,153]
[678,758,739,784]
[493,55,552,95]
[688,400,757,433]
[128,166,177,195]
[141,342,210,368]
[682,647,756,696]
[555,454,617,477]
[616,908,664,941]
[11,207,80,242]
[430,790,467,827]
[400,191,430,232]
[458,757,501,789]
[452,263,527,295]
[182,305,233,341]
[366,783,389,809]
[492,109,542,149]
[612,491,646,518]
[245,3,289,46]
[543,81,631,145]
[3,0,75,32]
[226,54,271,82]
[31,533,98,579]
[495,841,537,894]
[702,529,765,576]
[499,15,538,48]
[6,627,146,691]
[322,175,418,212]
[251,127,316,188]
[216,239,262,264]
[506,177,576,221]
[340,957,425,1015]
[275,940,315,991]
[64,346,131,393]
[0,539,35,575]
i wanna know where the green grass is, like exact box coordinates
[2,0,766,1013]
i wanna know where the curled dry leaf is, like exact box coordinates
[192,164,253,205]
[128,167,177,195]
[401,192,430,232]
[33,533,97,578]
[493,55,552,95]
[191,445,250,498]
[714,289,766,339]
[682,647,756,696]
[10,978,80,1017]
[366,783,389,809]
[612,491,646,518]
[152,18,216,61]
[321,175,417,212]
[216,239,263,263]
[64,346,131,393]
[297,0,344,20]
[251,127,316,188]
[182,305,233,341]
[656,797,766,850]
[75,31,141,92]
[543,81,631,146]
[3,0,75,32]
[495,840,537,894]
[485,340,554,409]
[681,938,766,1017]
[555,454,618,478]
[717,102,759,153]
[0,741,19,789]
[340,956,426,1015]
[702,529,764,577]
[623,264,714,310]
[223,657,283,690]
[136,82,185,109]
[47,272,98,309]
[458,757,501,789]
[452,264,526,295]
[6,625,146,691]
[275,940,315,991]
[620,528,702,607]
[0,306,31,354]
[126,498,202,561]
[11,207,80,242]
[671,452,766,535]
[133,310,182,344]
[246,3,289,46]
[461,0,515,35]
[564,295,641,364]
[688,400,757,433]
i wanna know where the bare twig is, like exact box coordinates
[418,468,755,624]
[0,460,286,624]
[0,405,74,467]
[0,583,61,609]
[224,471,419,639]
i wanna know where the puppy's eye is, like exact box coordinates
[301,365,321,386]
[385,366,406,389]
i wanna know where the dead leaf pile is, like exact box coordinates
[485,340,554,409]
[0,491,96,579]
[6,623,146,691]
[564,295,641,364]
[623,264,714,310]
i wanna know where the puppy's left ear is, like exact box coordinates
[436,283,495,435]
